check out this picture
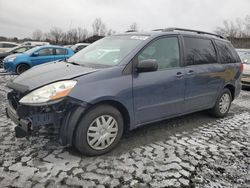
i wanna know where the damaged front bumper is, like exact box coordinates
[6,100,65,138]
[6,90,87,138]
[6,103,31,138]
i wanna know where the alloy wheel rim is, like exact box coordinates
[219,93,230,114]
[87,115,118,150]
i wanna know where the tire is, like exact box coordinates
[0,58,3,68]
[16,64,30,74]
[210,88,232,118]
[74,105,124,156]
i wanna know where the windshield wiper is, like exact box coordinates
[68,61,80,66]
[65,59,87,67]
[65,59,79,65]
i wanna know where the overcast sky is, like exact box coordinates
[0,0,249,38]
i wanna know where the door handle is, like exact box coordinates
[187,70,194,75]
[176,72,184,78]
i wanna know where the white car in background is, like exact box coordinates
[236,49,250,87]
[0,42,18,53]
[71,43,90,53]
[21,41,50,46]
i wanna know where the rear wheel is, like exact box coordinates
[74,105,124,156]
[16,64,30,74]
[210,88,232,118]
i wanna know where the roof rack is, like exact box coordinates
[153,27,225,39]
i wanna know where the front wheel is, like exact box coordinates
[16,64,30,74]
[210,88,232,118]
[74,105,124,156]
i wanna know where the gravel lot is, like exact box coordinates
[0,75,249,188]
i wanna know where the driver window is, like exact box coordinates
[38,48,53,56]
[138,37,180,70]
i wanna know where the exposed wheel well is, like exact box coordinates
[224,84,235,100]
[89,100,131,133]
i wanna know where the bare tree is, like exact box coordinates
[67,28,78,43]
[32,29,43,41]
[107,29,116,36]
[77,27,89,42]
[92,18,107,36]
[128,22,138,31]
[244,15,250,36]
[215,15,250,38]
[48,27,64,44]
[215,20,238,38]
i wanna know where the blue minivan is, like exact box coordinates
[3,45,74,74]
[6,28,242,156]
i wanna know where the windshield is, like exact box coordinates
[68,35,148,68]
[24,46,40,55]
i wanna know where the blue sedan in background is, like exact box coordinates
[3,45,74,74]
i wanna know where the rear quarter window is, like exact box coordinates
[55,48,67,55]
[183,37,217,66]
[214,40,240,63]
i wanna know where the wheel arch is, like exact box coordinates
[89,100,131,133]
[224,84,235,100]
[60,99,131,146]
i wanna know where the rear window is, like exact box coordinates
[215,40,240,63]
[184,37,217,65]
[56,48,67,55]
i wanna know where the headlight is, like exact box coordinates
[7,57,16,62]
[19,80,77,105]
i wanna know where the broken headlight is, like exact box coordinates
[19,80,77,105]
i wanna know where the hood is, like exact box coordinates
[7,61,97,93]
[4,53,25,61]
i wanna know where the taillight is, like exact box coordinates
[240,63,244,72]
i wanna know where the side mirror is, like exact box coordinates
[32,52,39,56]
[136,59,158,72]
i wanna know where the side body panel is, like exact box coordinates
[69,66,135,127]
[132,68,185,125]
[30,55,54,67]
[184,64,225,112]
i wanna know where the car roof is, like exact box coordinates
[0,41,18,44]
[116,28,229,42]
[75,43,90,45]
[38,45,68,49]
